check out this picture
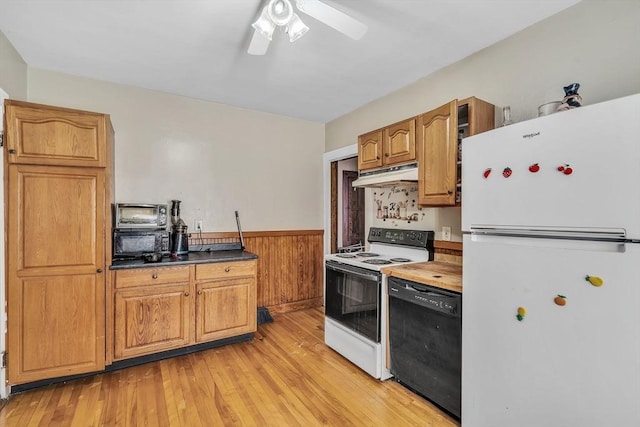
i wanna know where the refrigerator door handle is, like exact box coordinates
[468,233,629,253]
[468,225,628,242]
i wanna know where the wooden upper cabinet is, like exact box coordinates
[418,101,458,206]
[357,130,383,170]
[358,118,417,171]
[418,97,495,206]
[4,100,110,167]
[384,118,416,166]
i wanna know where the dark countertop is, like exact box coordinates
[110,250,258,270]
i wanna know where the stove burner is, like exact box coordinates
[390,257,411,262]
[357,252,379,258]
[336,253,356,258]
[363,259,392,265]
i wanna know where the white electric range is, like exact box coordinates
[324,227,434,379]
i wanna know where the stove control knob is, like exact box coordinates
[409,232,415,241]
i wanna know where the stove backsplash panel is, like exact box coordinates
[366,185,461,242]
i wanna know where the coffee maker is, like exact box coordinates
[170,200,189,256]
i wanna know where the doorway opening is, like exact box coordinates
[323,145,360,255]
[340,167,364,250]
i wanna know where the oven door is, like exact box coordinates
[325,260,381,342]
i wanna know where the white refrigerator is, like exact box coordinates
[461,93,640,427]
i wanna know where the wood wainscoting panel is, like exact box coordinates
[434,240,463,265]
[189,230,324,314]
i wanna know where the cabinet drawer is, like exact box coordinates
[114,265,190,288]
[195,260,257,281]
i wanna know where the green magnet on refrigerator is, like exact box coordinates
[516,306,527,321]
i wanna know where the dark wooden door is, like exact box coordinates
[342,171,364,247]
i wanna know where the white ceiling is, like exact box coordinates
[0,0,580,122]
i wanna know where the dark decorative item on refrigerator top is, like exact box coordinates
[557,82,582,111]
[170,200,189,256]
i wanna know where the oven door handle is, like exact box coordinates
[326,263,380,282]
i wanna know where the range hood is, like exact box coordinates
[352,163,418,188]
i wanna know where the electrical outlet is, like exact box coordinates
[442,226,451,241]
[195,220,203,231]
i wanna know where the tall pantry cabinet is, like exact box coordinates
[3,100,113,385]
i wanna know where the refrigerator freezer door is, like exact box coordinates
[462,234,640,427]
[461,93,640,238]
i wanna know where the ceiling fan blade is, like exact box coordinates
[295,0,367,40]
[248,29,271,55]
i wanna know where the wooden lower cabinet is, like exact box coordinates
[112,260,257,361]
[114,283,191,359]
[196,277,256,342]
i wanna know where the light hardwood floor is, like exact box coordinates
[0,308,459,426]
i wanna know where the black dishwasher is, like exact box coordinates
[388,276,462,418]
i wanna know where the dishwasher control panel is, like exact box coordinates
[388,276,461,316]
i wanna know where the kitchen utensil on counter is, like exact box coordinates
[235,210,246,250]
[170,200,189,256]
[142,252,164,263]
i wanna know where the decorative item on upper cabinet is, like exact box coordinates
[358,117,416,171]
[417,97,495,206]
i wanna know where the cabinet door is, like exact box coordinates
[196,277,257,342]
[383,118,416,166]
[114,283,191,359]
[7,165,106,384]
[358,130,383,171]
[4,100,107,167]
[418,100,458,205]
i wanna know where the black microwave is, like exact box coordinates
[113,229,170,258]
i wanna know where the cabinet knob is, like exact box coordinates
[152,274,158,279]
[376,156,380,160]
[96,268,103,273]
[197,290,202,295]
[8,149,16,154]
[447,190,453,195]
[385,153,389,157]
[184,292,190,297]
[225,267,231,272]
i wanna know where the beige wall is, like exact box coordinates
[326,0,640,241]
[326,1,640,150]
[0,30,27,100]
[27,69,325,232]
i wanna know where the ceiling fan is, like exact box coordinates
[248,0,368,55]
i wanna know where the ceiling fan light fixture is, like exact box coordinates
[252,6,276,40]
[267,0,294,26]
[286,13,309,42]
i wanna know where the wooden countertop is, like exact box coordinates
[382,261,462,293]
